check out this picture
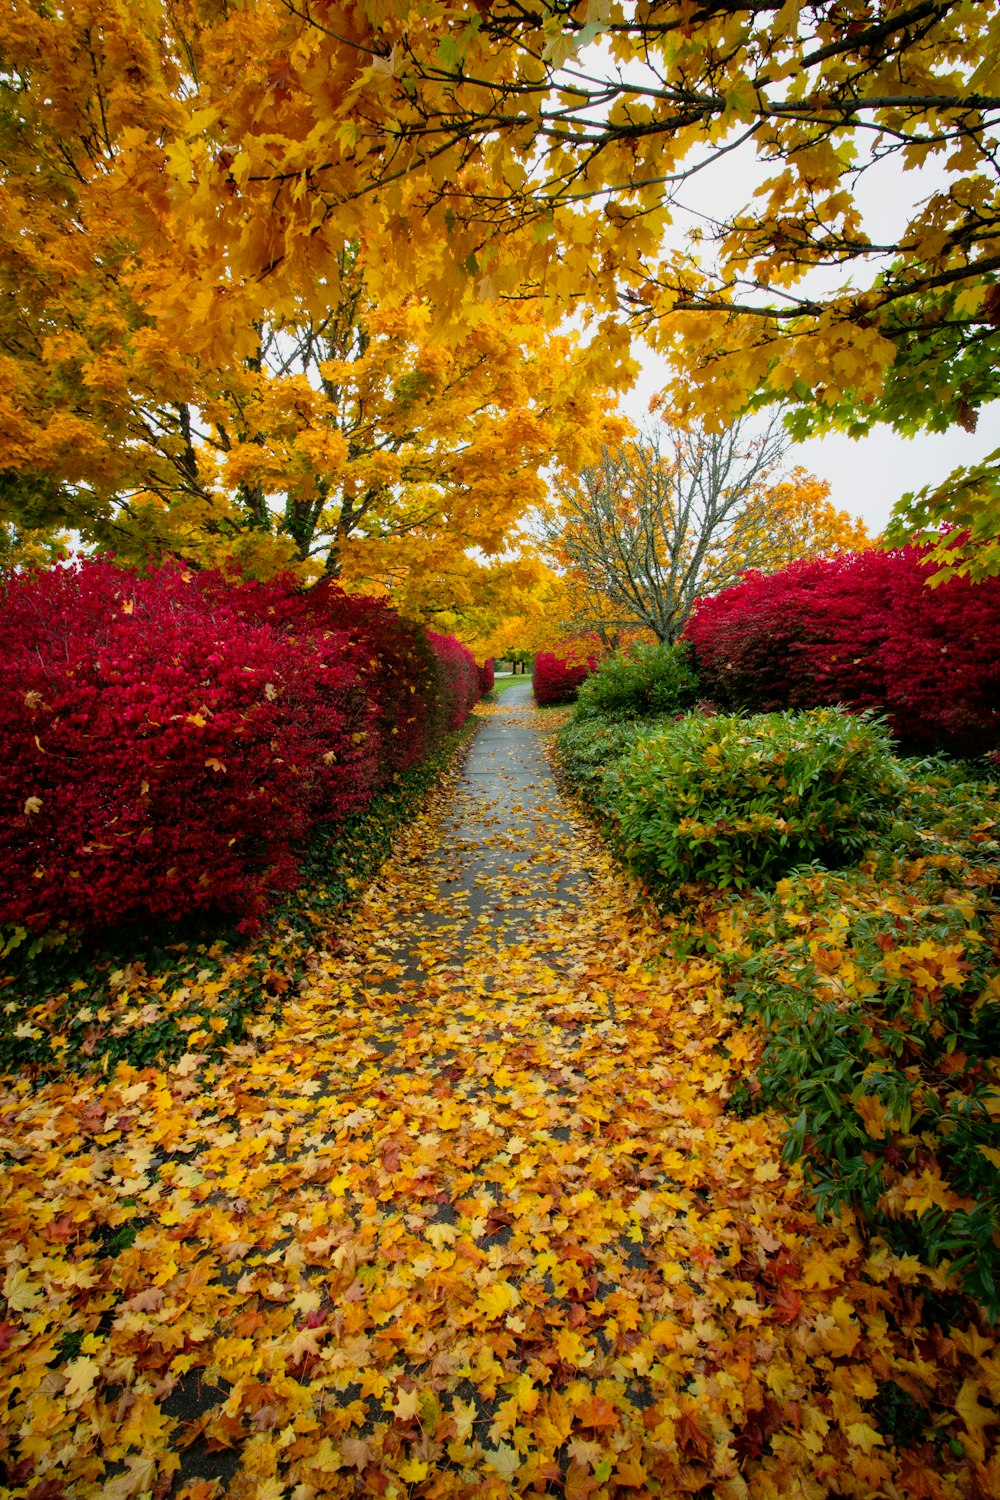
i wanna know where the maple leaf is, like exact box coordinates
[675,1407,713,1460]
[103,1456,161,1500]
[476,1280,520,1320]
[483,1443,521,1479]
[339,1437,373,1471]
[770,1286,805,1326]
[2,1267,41,1312]
[63,1356,100,1406]
[955,1378,999,1462]
[397,1456,429,1482]
[846,1421,884,1455]
[391,1386,421,1422]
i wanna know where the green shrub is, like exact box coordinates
[614,707,904,893]
[721,858,1000,1316]
[573,640,701,721]
[555,718,650,820]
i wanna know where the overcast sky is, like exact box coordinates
[598,102,998,537]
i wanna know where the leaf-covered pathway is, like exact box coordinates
[2,689,997,1499]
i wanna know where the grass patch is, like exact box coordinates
[487,675,529,697]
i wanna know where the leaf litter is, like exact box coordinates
[1,695,997,1499]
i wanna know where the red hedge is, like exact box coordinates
[428,631,481,729]
[532,646,598,705]
[685,548,1000,755]
[290,585,449,778]
[0,561,378,932]
[478,659,495,694]
[0,563,481,936]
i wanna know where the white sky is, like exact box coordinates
[597,111,998,536]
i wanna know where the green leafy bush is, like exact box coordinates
[555,718,649,820]
[574,640,701,721]
[614,707,904,893]
[719,849,1000,1316]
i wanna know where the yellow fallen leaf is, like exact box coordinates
[391,1386,420,1422]
[64,1356,101,1406]
[484,1442,520,1478]
[2,1267,41,1312]
[397,1457,429,1481]
[846,1421,884,1454]
[477,1280,520,1319]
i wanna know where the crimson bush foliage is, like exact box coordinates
[532,645,599,705]
[0,563,480,937]
[478,659,495,694]
[0,561,378,933]
[685,548,1000,755]
[428,631,481,729]
[290,584,449,778]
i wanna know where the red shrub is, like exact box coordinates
[0,561,378,933]
[685,548,1000,755]
[478,659,495,694]
[428,631,480,729]
[284,584,448,779]
[533,646,598,705]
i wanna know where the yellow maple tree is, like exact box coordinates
[0,4,618,600]
[114,0,998,573]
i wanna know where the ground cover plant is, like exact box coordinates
[712,825,1000,1316]
[552,718,650,824]
[685,547,1000,757]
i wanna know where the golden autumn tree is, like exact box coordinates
[721,469,873,579]
[0,2,616,600]
[5,2,995,580]
[125,1,997,575]
[388,550,569,664]
[548,417,870,644]
[83,262,613,588]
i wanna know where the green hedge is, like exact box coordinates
[573,640,701,721]
[613,707,903,893]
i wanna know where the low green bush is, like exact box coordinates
[554,718,649,820]
[719,850,1000,1316]
[614,707,904,893]
[573,640,701,721]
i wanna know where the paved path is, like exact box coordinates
[0,692,874,1500]
[366,681,592,986]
